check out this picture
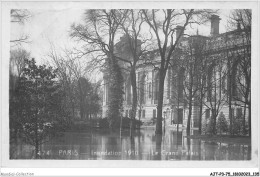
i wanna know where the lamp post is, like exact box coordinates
[34,75,41,159]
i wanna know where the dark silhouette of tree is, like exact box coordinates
[9,48,30,147]
[78,77,101,120]
[70,10,127,129]
[78,77,92,119]
[10,58,60,159]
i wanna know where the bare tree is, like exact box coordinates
[10,9,31,47]
[11,9,30,24]
[113,9,154,131]
[204,55,228,135]
[47,45,84,124]
[141,9,215,135]
[70,10,128,129]
[197,55,208,135]
[228,9,251,136]
[182,36,207,135]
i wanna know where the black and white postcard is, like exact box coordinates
[1,1,259,176]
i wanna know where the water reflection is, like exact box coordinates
[11,129,251,160]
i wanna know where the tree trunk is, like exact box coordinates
[177,95,180,132]
[212,110,217,135]
[187,90,193,136]
[248,103,251,137]
[78,81,85,119]
[35,96,39,159]
[198,93,203,135]
[71,100,75,119]
[228,59,233,135]
[243,102,246,135]
[35,121,39,159]
[67,83,75,119]
[107,57,124,129]
[155,134,162,160]
[155,70,165,135]
[130,68,137,131]
[138,107,141,129]
[187,61,195,136]
[187,137,191,160]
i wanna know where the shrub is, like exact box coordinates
[217,112,228,135]
[99,117,142,129]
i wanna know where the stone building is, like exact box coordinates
[102,14,251,130]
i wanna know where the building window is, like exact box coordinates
[153,109,156,118]
[236,108,243,118]
[177,109,183,124]
[142,110,145,118]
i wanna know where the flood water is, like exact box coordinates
[10,128,251,160]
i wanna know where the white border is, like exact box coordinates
[1,1,259,176]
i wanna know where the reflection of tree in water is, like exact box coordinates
[12,129,251,160]
[106,134,119,160]
[10,139,18,159]
[247,145,251,160]
[215,142,228,160]
[10,138,24,159]
[175,131,182,160]
[187,138,191,160]
[130,135,135,160]
[177,131,183,146]
[198,140,202,160]
[204,142,218,160]
[154,134,162,160]
[86,132,94,160]
[137,130,142,160]
[226,144,250,160]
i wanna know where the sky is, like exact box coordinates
[11,9,233,78]
[11,9,85,62]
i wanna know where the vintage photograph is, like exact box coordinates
[9,8,251,161]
